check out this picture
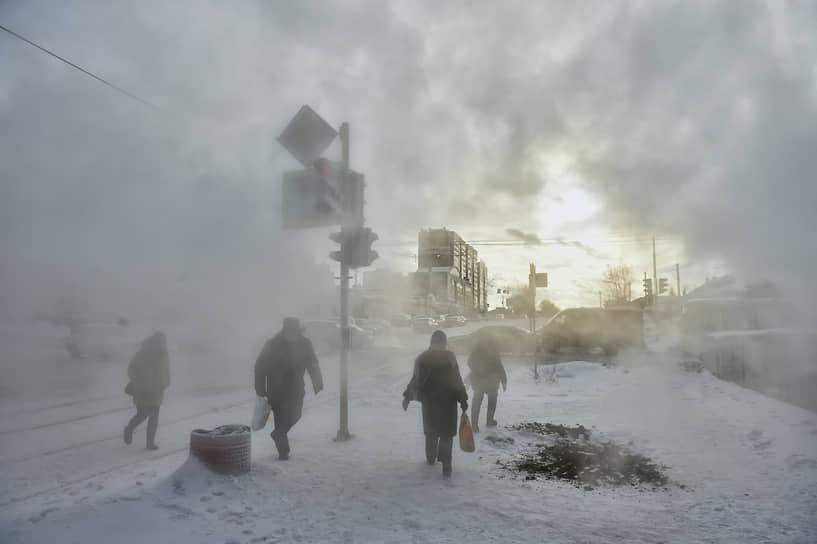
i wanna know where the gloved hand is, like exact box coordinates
[460,401,468,412]
[402,397,410,411]
[314,383,324,395]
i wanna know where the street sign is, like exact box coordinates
[535,272,548,288]
[281,166,365,230]
[278,105,338,167]
[281,168,342,229]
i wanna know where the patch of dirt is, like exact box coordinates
[483,435,515,444]
[511,422,591,440]
[504,421,669,489]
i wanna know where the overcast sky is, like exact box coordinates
[2,0,816,317]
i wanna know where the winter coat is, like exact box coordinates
[467,340,507,392]
[404,348,468,438]
[127,333,170,407]
[254,332,323,405]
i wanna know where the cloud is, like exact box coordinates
[505,228,542,245]
[1,0,816,316]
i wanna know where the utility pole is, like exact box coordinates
[337,122,351,442]
[599,291,603,308]
[278,105,377,444]
[676,263,681,298]
[652,236,658,303]
[529,263,538,380]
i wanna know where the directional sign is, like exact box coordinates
[281,169,341,229]
[281,167,365,230]
[278,105,338,167]
[535,272,548,288]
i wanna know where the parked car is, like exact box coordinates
[442,314,468,328]
[412,316,440,334]
[447,325,535,355]
[538,307,644,356]
[355,318,390,337]
[390,313,412,327]
[302,320,374,353]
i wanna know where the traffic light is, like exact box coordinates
[328,227,379,268]
[658,278,669,294]
[642,278,652,297]
[352,227,378,268]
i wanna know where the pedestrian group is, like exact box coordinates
[123,317,506,477]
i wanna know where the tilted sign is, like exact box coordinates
[277,105,338,167]
[281,166,364,230]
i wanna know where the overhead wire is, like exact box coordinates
[0,23,160,110]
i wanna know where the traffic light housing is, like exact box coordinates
[658,278,669,294]
[329,227,379,269]
[642,278,652,297]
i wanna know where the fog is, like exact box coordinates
[2,0,817,483]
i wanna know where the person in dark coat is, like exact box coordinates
[467,335,507,433]
[255,317,323,460]
[402,330,468,477]
[124,332,170,450]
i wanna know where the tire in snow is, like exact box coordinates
[189,424,251,475]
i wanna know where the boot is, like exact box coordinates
[123,426,133,445]
[271,429,290,460]
[425,436,439,465]
[147,443,159,451]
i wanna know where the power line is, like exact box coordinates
[0,23,159,110]
[376,237,680,248]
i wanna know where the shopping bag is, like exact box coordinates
[459,412,475,452]
[251,396,271,431]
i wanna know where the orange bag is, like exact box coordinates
[459,412,475,452]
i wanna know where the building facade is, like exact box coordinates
[413,228,488,316]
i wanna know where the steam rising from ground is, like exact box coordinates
[2,0,816,388]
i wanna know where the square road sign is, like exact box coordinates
[278,105,338,167]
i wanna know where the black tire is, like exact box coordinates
[190,426,252,475]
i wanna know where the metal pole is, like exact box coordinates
[676,263,681,298]
[337,122,351,442]
[652,236,658,305]
[530,263,538,379]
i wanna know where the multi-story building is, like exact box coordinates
[413,228,488,316]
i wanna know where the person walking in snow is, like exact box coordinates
[254,317,324,460]
[467,335,507,433]
[403,330,469,477]
[124,331,170,450]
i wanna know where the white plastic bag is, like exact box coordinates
[251,395,271,431]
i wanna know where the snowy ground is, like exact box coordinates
[2,339,816,543]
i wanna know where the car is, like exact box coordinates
[442,314,468,328]
[354,318,390,337]
[447,325,535,355]
[302,320,374,353]
[538,307,644,356]
[390,313,412,327]
[412,316,440,334]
